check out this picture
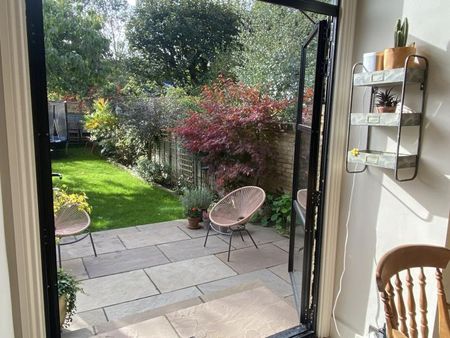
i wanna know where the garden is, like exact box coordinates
[46,0,316,327]
[46,0,317,235]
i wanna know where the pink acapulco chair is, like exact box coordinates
[55,204,97,268]
[204,186,266,261]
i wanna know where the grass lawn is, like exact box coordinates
[51,147,183,232]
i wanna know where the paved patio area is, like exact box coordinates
[60,220,303,332]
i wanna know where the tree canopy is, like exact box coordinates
[127,0,243,88]
[44,0,110,99]
[234,2,316,100]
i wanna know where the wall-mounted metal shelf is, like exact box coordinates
[350,112,421,127]
[346,54,429,182]
[353,67,425,87]
[347,150,417,170]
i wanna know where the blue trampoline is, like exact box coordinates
[48,101,68,153]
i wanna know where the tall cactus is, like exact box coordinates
[394,18,409,47]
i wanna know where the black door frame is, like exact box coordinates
[25,0,60,337]
[25,0,339,337]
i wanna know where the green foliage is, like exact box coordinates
[85,98,146,165]
[234,2,317,101]
[53,185,92,215]
[394,17,409,48]
[43,0,110,99]
[57,269,82,328]
[127,0,243,87]
[375,87,399,107]
[135,157,172,187]
[173,175,195,195]
[259,194,291,235]
[52,147,183,231]
[180,188,214,217]
[84,98,118,141]
[112,124,146,166]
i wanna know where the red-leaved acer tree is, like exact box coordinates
[174,76,289,190]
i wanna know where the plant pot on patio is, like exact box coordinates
[59,295,67,327]
[187,216,202,229]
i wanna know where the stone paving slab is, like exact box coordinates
[158,236,229,262]
[177,222,214,238]
[166,286,298,338]
[96,315,179,338]
[217,224,287,250]
[71,309,107,330]
[77,270,159,312]
[83,245,169,278]
[135,219,185,232]
[119,225,190,249]
[146,255,236,293]
[62,258,88,281]
[60,234,125,261]
[92,226,140,239]
[269,263,290,283]
[197,269,293,298]
[104,287,202,321]
[216,243,288,274]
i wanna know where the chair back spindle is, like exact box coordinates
[376,245,450,338]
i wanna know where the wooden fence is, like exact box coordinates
[151,128,296,194]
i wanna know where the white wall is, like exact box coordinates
[331,1,450,337]
[0,47,15,338]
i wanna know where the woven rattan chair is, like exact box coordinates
[55,204,97,268]
[376,245,450,338]
[204,186,266,261]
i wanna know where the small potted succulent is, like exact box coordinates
[384,18,416,70]
[58,269,82,328]
[375,88,399,113]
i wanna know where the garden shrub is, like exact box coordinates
[258,193,292,235]
[53,186,92,215]
[173,76,289,191]
[135,157,172,187]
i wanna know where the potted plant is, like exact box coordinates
[198,189,214,223]
[384,18,416,70]
[58,269,82,328]
[375,88,399,113]
[181,188,203,229]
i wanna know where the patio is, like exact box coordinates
[60,220,303,335]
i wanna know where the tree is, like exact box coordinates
[44,0,110,99]
[127,0,243,88]
[234,2,317,101]
[173,76,289,190]
[83,0,130,60]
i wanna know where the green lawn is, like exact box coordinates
[52,147,183,232]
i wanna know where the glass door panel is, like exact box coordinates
[288,19,329,330]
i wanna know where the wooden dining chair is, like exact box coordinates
[376,245,450,338]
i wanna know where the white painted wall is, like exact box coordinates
[0,47,15,338]
[331,1,450,337]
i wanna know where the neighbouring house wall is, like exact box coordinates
[331,1,450,337]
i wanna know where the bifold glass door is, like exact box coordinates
[288,19,331,333]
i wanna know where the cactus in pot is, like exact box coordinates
[394,18,408,48]
[384,17,416,70]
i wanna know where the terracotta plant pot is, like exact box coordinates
[187,217,201,229]
[59,295,67,327]
[383,46,416,70]
[375,106,396,113]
